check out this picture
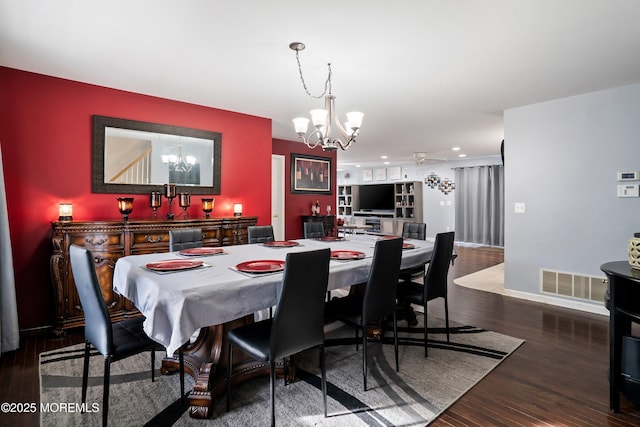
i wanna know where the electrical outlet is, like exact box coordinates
[514,202,525,213]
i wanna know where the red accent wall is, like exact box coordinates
[272,139,337,240]
[0,67,272,331]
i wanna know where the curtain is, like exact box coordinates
[0,142,19,354]
[454,165,504,246]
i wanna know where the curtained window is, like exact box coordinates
[454,165,504,246]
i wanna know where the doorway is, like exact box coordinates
[271,155,285,240]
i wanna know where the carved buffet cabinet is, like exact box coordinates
[50,217,258,336]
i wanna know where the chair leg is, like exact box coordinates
[283,356,288,386]
[393,311,399,372]
[362,326,368,391]
[320,345,327,417]
[81,342,90,410]
[355,327,359,351]
[103,357,111,427]
[270,360,276,427]
[444,297,450,342]
[226,342,233,412]
[424,302,429,358]
[151,349,156,382]
[179,347,185,405]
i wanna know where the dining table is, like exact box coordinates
[112,234,434,418]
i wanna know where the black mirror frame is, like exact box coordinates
[92,115,222,195]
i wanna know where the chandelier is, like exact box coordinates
[290,42,363,151]
[162,144,196,172]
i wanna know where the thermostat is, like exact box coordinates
[618,184,639,198]
[617,171,640,181]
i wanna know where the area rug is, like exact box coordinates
[454,263,505,294]
[40,316,523,426]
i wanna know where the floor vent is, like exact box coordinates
[540,269,607,304]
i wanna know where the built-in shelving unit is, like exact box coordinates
[394,181,423,220]
[342,181,423,235]
[337,185,359,217]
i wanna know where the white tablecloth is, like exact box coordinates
[112,235,433,355]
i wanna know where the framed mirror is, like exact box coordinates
[92,116,221,194]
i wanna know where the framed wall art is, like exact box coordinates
[291,154,332,194]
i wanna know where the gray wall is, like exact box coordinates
[504,83,640,302]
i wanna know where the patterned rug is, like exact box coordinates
[40,315,523,426]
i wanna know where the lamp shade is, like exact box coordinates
[58,203,73,221]
[233,203,243,217]
[310,109,328,127]
[292,117,310,135]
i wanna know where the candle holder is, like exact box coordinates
[149,191,162,219]
[201,198,214,218]
[178,193,191,218]
[117,197,134,221]
[164,184,176,219]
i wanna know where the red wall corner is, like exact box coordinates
[272,139,337,240]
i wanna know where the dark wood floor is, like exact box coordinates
[2,244,640,426]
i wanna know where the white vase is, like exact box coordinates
[628,234,640,270]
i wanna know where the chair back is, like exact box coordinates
[303,222,325,239]
[402,222,426,240]
[270,248,331,360]
[169,228,203,251]
[248,225,275,244]
[362,237,403,323]
[69,245,113,355]
[424,231,455,301]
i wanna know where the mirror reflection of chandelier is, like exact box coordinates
[162,145,196,172]
[290,42,364,151]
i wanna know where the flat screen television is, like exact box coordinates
[358,184,395,211]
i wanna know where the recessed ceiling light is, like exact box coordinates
[458,153,466,158]
[381,155,388,159]
[355,164,361,168]
[452,147,461,151]
[384,161,390,165]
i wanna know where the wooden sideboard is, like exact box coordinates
[50,217,258,336]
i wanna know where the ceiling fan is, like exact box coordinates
[411,152,447,166]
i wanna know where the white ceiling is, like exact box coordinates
[2,1,640,168]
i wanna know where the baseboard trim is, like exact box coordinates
[502,289,609,317]
[20,325,53,337]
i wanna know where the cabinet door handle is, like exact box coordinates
[145,235,163,243]
[86,237,107,245]
[93,256,104,264]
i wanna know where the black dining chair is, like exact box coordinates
[226,248,331,426]
[399,222,427,283]
[325,237,403,391]
[69,245,185,427]
[397,231,455,357]
[402,222,426,240]
[169,228,203,251]
[248,225,275,244]
[303,221,325,238]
